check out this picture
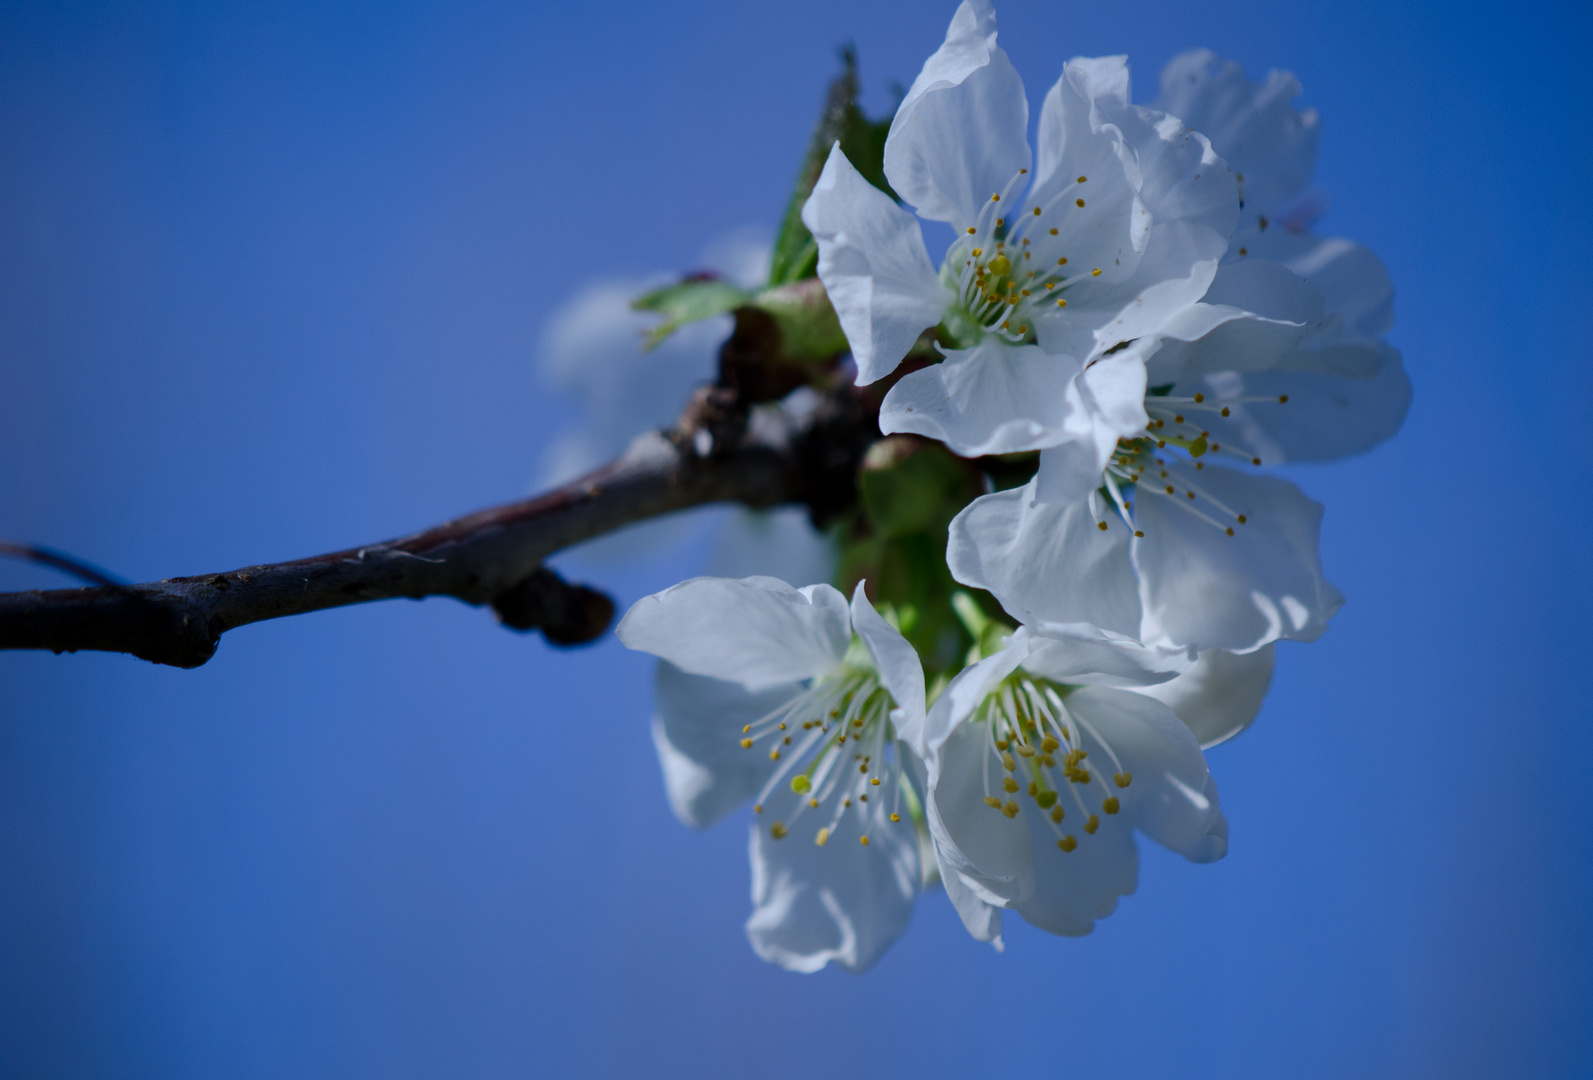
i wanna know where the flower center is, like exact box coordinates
[970,673,1132,854]
[941,167,1102,345]
[737,664,910,848]
[1083,388,1293,539]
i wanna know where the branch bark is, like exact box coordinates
[0,381,873,668]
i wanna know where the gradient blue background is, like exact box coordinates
[1,1,1589,1076]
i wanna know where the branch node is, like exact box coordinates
[491,568,615,648]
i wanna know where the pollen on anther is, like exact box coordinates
[770,822,788,840]
[1091,268,1103,277]
[809,797,819,808]
[739,738,753,748]
[742,724,751,734]
[1103,796,1120,815]
[1239,246,1248,256]
[1084,815,1100,835]
[1165,485,1175,494]
[859,835,870,846]
[1237,514,1248,524]
[1076,198,1086,207]
[1058,256,1068,265]
[890,812,901,822]
[1134,530,1144,537]
[1058,835,1078,852]
[754,804,764,813]
[815,827,830,846]
[971,247,983,257]
[1114,771,1133,788]
[966,226,977,234]
[1221,406,1231,416]
[1077,175,1087,183]
[1226,527,1235,536]
[1032,207,1042,216]
[1097,521,1108,531]
[996,217,1005,227]
[1049,227,1059,236]
[870,777,881,786]
[991,193,1000,202]
[1056,298,1067,308]
[1194,393,1205,403]
[768,749,780,761]
[1252,457,1262,465]
[1279,394,1290,403]
[984,796,1002,809]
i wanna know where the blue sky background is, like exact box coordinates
[1,0,1589,1076]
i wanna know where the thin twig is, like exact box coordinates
[0,382,873,669]
[0,542,127,588]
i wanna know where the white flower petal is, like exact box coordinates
[849,582,928,754]
[1066,686,1228,862]
[1018,622,1191,688]
[948,479,1142,637]
[1144,258,1325,385]
[617,576,851,691]
[922,642,1031,756]
[1247,231,1395,343]
[745,777,919,974]
[934,843,1004,943]
[1153,50,1320,222]
[1132,466,1343,651]
[883,0,1030,226]
[651,662,801,827]
[925,717,1031,905]
[1013,786,1137,936]
[1196,345,1412,463]
[802,145,950,385]
[878,341,1085,456]
[1136,645,1276,748]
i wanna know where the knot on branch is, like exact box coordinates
[491,567,615,647]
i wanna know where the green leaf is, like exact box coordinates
[631,278,749,351]
[768,47,897,288]
[748,279,847,363]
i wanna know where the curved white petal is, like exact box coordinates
[651,662,802,827]
[617,576,851,691]
[1018,623,1192,688]
[745,774,919,973]
[879,341,1085,456]
[1132,466,1343,651]
[948,480,1142,637]
[883,0,1030,226]
[849,582,928,754]
[925,717,1031,905]
[1195,345,1412,463]
[1246,231,1394,343]
[1153,50,1319,223]
[1012,782,1137,936]
[1144,258,1325,385]
[1137,644,1275,748]
[921,641,1030,756]
[802,145,949,385]
[935,842,1004,943]
[1066,686,1228,862]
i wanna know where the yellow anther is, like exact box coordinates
[1097,521,1108,531]
[852,717,864,728]
[966,226,977,234]
[1041,754,1055,767]
[870,777,881,786]
[769,749,781,761]
[1033,207,1042,216]
[995,738,1009,751]
[1058,835,1078,852]
[1041,736,1060,753]
[1016,324,1028,334]
[1050,804,1065,824]
[1091,267,1103,277]
[1016,744,1036,758]
[890,812,900,822]
[815,827,830,846]
[859,794,867,802]
[1279,394,1290,403]
[1259,215,1269,230]
[1049,227,1059,236]
[859,835,870,846]
[790,775,811,794]
[996,217,1005,227]
[1221,406,1231,416]
[1056,298,1068,308]
[1084,815,1100,835]
[1174,414,1185,423]
[754,804,763,813]
[1103,796,1120,815]
[1027,780,1039,797]
[1187,491,1196,500]
[1193,393,1205,403]
[778,722,786,730]
[742,724,751,734]
[1020,288,1030,296]
[843,798,852,807]
[1058,256,1068,265]
[740,738,753,749]
[1044,282,1055,289]
[1237,514,1248,524]
[1239,246,1248,256]
[1189,436,1208,458]
[1076,198,1086,207]
[1036,790,1058,809]
[984,796,1003,809]
[784,735,792,744]
[1166,485,1175,494]
[770,821,788,839]
[1002,802,1019,818]
[971,247,983,257]
[1002,752,1017,772]
[1226,527,1235,536]
[991,193,1000,201]
[1003,777,1020,793]
[1076,175,1087,183]
[1252,456,1262,465]
[1114,771,1133,788]
[829,708,840,718]
[809,798,819,808]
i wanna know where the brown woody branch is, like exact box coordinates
[0,370,874,669]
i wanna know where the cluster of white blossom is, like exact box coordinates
[586,0,1408,972]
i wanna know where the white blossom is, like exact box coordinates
[617,576,930,973]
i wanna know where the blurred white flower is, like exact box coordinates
[617,576,929,973]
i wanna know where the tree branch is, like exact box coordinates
[0,381,874,669]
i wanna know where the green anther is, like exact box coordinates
[1036,790,1058,809]
[1188,436,1208,458]
[790,775,811,794]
